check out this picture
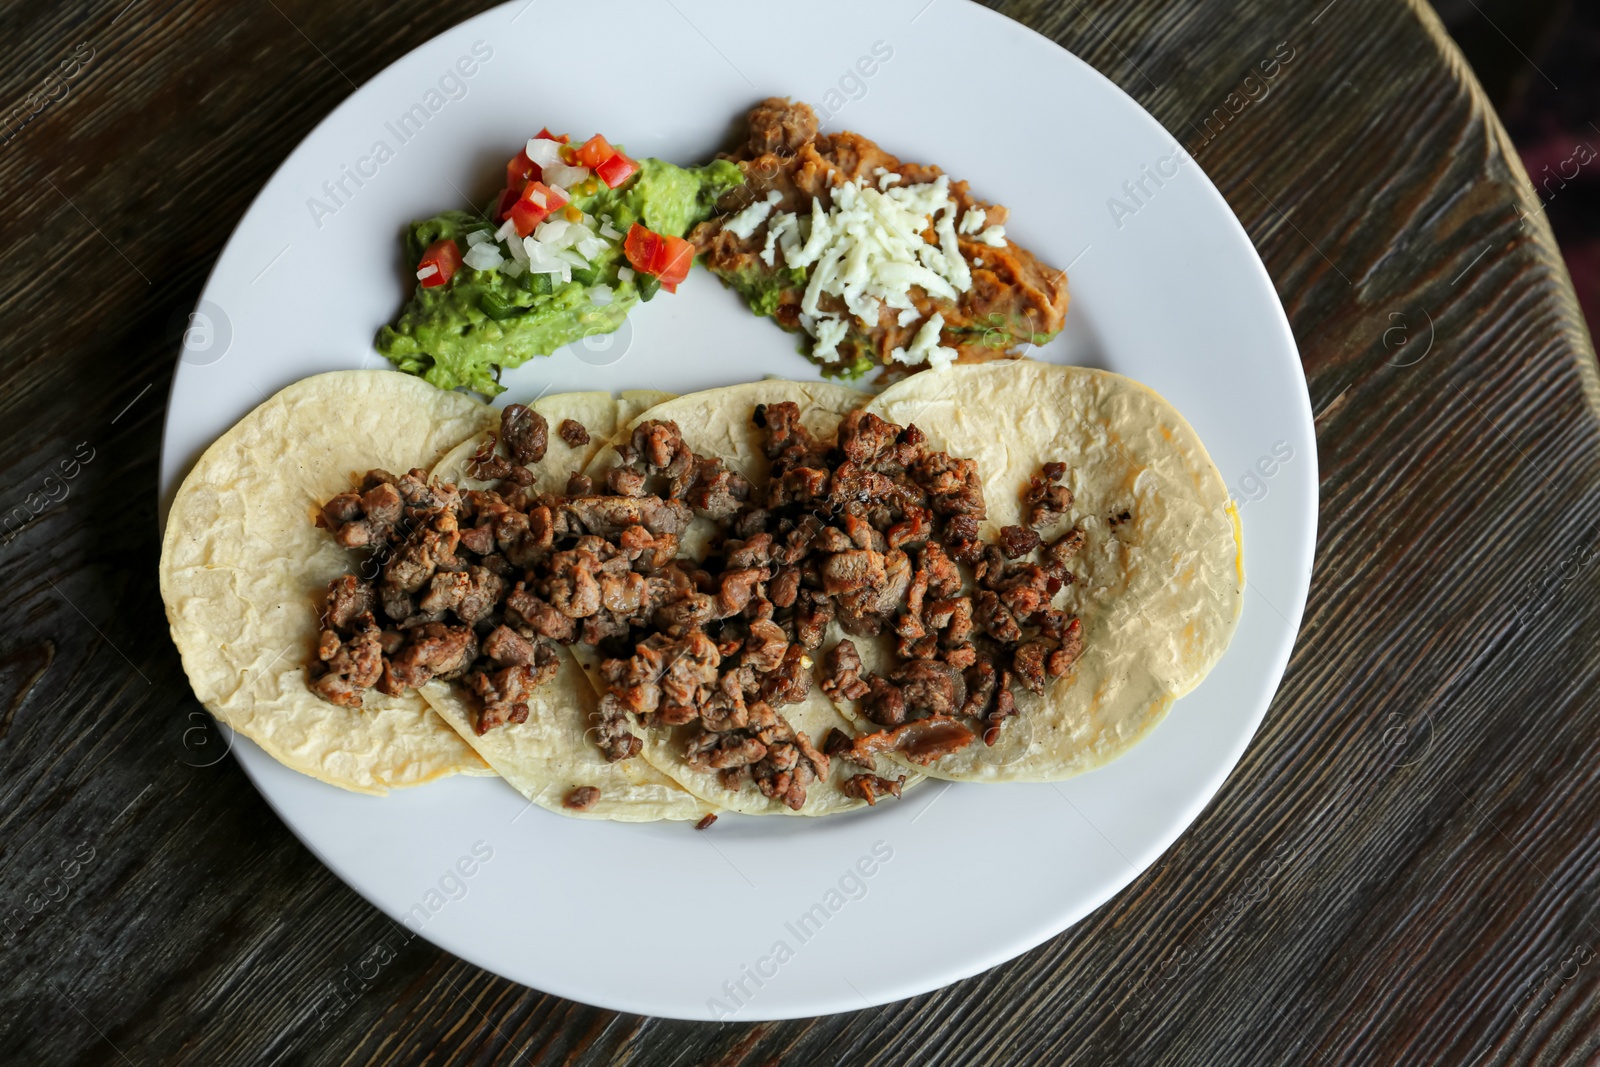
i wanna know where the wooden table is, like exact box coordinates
[3,0,1592,1063]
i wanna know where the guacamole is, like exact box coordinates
[378,156,742,395]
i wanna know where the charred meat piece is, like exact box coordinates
[1025,461,1073,528]
[501,404,548,466]
[839,715,976,766]
[563,786,600,811]
[467,646,558,734]
[997,525,1041,559]
[1042,526,1086,581]
[558,419,590,447]
[841,772,906,805]
[310,611,385,707]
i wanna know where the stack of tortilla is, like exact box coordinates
[159,363,1242,821]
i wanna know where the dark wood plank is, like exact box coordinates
[1,0,1595,1063]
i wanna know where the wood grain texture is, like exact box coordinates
[0,0,1594,1063]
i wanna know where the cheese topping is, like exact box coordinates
[724,190,783,240]
[890,311,957,370]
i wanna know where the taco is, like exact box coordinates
[818,362,1243,782]
[418,390,711,820]
[576,381,927,816]
[159,370,497,795]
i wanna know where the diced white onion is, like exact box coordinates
[415,265,438,280]
[526,137,564,168]
[543,163,591,188]
[534,218,570,244]
[589,283,614,306]
[599,221,623,240]
[462,243,504,271]
[465,229,495,247]
[617,266,635,283]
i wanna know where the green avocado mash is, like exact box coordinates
[377,156,742,395]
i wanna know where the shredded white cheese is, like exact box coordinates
[978,225,1007,248]
[889,311,957,369]
[811,315,851,361]
[723,189,784,240]
[741,172,992,362]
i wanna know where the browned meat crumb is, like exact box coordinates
[558,419,590,447]
[695,813,718,830]
[501,404,548,466]
[997,525,1041,559]
[1024,462,1073,528]
[563,786,600,811]
[841,773,907,806]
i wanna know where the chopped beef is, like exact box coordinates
[841,773,906,805]
[563,786,600,811]
[695,813,718,830]
[322,575,375,630]
[997,525,1041,559]
[1042,526,1085,581]
[838,715,976,766]
[467,652,557,734]
[558,419,590,447]
[501,404,548,465]
[1024,462,1074,528]
[821,639,869,702]
[310,396,1091,797]
[890,659,966,717]
[467,434,514,482]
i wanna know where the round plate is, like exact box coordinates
[159,0,1314,1021]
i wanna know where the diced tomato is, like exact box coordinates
[594,151,638,189]
[509,181,569,237]
[417,238,461,288]
[624,224,695,293]
[574,134,615,169]
[494,185,522,222]
[506,147,539,190]
[535,127,570,144]
[624,223,666,275]
[656,234,695,289]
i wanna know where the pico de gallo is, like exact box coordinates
[378,126,741,395]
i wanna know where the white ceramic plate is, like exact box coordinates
[159,0,1314,1021]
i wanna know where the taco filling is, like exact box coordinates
[305,381,1101,811]
[690,98,1072,379]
